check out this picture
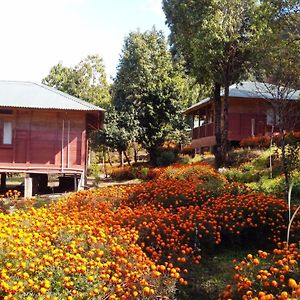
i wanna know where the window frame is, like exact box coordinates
[0,109,14,147]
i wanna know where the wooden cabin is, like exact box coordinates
[0,80,104,197]
[185,81,300,153]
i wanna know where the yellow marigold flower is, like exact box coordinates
[289,278,298,289]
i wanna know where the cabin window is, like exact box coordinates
[251,118,255,136]
[3,121,12,145]
[193,115,199,128]
[266,109,279,126]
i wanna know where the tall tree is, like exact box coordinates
[255,0,300,198]
[113,28,196,165]
[163,0,264,167]
[43,54,111,108]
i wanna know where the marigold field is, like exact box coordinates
[0,163,299,299]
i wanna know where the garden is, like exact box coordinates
[0,158,299,299]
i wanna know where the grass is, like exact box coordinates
[176,248,251,299]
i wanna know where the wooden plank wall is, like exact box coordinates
[0,109,87,169]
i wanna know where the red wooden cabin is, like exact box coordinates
[185,81,300,153]
[0,81,104,197]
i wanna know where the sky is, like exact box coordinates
[0,0,169,82]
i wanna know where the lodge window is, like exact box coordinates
[266,109,279,126]
[0,120,13,145]
[3,121,12,144]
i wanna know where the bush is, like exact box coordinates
[240,135,271,148]
[227,149,261,167]
[221,243,300,300]
[224,167,261,184]
[156,150,178,166]
[110,166,135,180]
[0,190,178,299]
[203,193,298,248]
[240,132,300,150]
[180,145,195,156]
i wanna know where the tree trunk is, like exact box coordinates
[102,148,108,178]
[148,147,157,166]
[123,151,131,166]
[269,125,274,179]
[213,82,222,168]
[118,150,124,167]
[280,132,289,200]
[221,83,230,166]
[107,147,113,166]
[133,143,138,163]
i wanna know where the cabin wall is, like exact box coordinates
[228,98,268,141]
[0,108,87,171]
[189,97,300,151]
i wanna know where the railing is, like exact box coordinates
[192,123,214,139]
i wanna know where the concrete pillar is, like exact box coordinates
[1,173,6,190]
[74,176,78,191]
[24,174,33,198]
[78,173,85,191]
[29,174,39,195]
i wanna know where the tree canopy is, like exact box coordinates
[112,28,198,164]
[43,54,111,108]
[90,105,139,165]
[163,0,276,167]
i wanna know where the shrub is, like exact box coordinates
[156,150,178,166]
[203,193,299,248]
[0,191,178,299]
[110,166,135,180]
[220,243,300,300]
[240,135,271,149]
[227,149,262,167]
[159,163,228,197]
[240,132,300,152]
[180,145,195,156]
[224,167,261,183]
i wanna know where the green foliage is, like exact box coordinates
[110,165,151,181]
[227,149,262,167]
[224,147,300,199]
[88,162,101,178]
[112,28,198,164]
[90,105,138,154]
[254,0,300,90]
[163,0,261,84]
[156,150,177,167]
[224,167,261,184]
[177,249,249,300]
[43,54,111,108]
[163,0,268,167]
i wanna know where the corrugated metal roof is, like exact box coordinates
[185,81,300,113]
[0,80,104,111]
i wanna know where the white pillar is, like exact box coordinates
[24,174,33,198]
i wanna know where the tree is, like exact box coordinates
[43,54,111,108]
[90,105,139,166]
[113,28,196,165]
[254,0,300,198]
[163,0,265,167]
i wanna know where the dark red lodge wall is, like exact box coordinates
[0,109,88,170]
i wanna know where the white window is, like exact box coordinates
[193,115,199,128]
[3,121,12,144]
[251,118,255,136]
[266,109,279,126]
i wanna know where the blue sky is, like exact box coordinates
[0,0,169,82]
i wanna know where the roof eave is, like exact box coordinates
[0,105,105,112]
[183,99,212,114]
